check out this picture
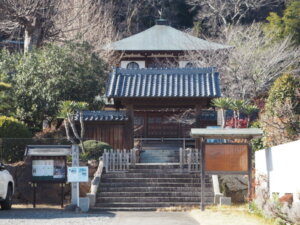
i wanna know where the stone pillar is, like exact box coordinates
[71,145,79,206]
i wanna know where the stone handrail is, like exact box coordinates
[87,156,104,207]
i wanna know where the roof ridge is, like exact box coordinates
[116,67,217,75]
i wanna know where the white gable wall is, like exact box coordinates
[120,61,146,69]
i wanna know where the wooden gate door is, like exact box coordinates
[147,116,163,138]
[146,113,180,138]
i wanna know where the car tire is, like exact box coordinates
[1,185,12,210]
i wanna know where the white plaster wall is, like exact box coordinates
[179,61,191,68]
[255,140,300,195]
[120,61,145,69]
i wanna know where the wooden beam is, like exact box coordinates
[119,97,212,107]
[191,128,263,139]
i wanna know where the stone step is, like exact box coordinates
[141,153,179,156]
[94,201,213,208]
[91,207,159,211]
[102,173,201,178]
[140,160,180,163]
[140,151,179,157]
[97,196,211,203]
[140,156,179,159]
[98,182,212,188]
[96,162,214,211]
[98,192,214,197]
[141,148,181,151]
[101,178,208,183]
[130,164,181,169]
[141,150,179,154]
[98,186,206,192]
[126,169,196,173]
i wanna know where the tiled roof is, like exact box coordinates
[74,111,128,121]
[106,67,221,98]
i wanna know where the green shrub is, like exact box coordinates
[80,140,112,161]
[0,116,32,163]
[266,74,300,115]
[262,74,300,146]
[251,121,265,151]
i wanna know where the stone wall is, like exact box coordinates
[219,175,248,203]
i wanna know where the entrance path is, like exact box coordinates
[108,211,199,225]
[190,209,271,225]
[0,207,270,225]
[0,209,199,225]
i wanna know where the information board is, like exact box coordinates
[67,167,89,182]
[205,144,248,172]
[32,159,66,181]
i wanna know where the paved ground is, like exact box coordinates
[190,209,270,225]
[0,209,199,225]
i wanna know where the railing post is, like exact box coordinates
[196,150,199,172]
[179,148,183,172]
[126,150,130,170]
[188,149,191,172]
[104,149,109,172]
[121,149,123,171]
[118,149,122,171]
[133,149,136,166]
[112,150,115,172]
[103,149,106,169]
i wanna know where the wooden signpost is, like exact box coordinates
[191,128,263,211]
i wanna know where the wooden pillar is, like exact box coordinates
[125,104,134,149]
[248,141,253,202]
[195,104,202,127]
[195,104,202,148]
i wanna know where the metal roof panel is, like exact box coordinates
[105,25,231,51]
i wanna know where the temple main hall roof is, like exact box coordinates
[107,24,230,51]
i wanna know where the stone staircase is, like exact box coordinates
[94,164,214,211]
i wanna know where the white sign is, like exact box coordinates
[32,160,53,177]
[67,167,89,182]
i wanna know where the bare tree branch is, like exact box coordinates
[186,0,284,36]
[0,0,118,60]
[184,24,300,100]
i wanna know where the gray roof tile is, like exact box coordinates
[106,68,221,98]
[74,111,128,121]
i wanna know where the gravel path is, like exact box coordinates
[0,209,199,225]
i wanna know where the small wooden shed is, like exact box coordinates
[74,111,131,149]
